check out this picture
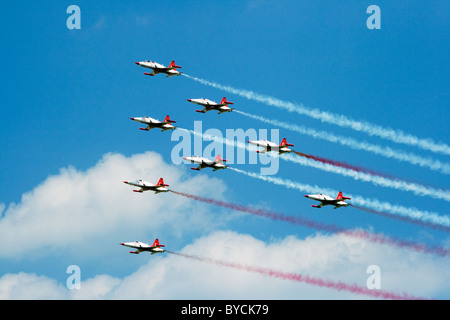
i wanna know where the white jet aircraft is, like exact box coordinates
[182,155,228,171]
[123,178,170,193]
[247,138,294,154]
[187,97,234,114]
[121,239,166,255]
[304,192,351,209]
[130,115,177,132]
[134,60,182,77]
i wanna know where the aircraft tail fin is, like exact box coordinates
[336,191,351,200]
[220,97,234,105]
[152,238,165,247]
[157,178,169,187]
[280,138,294,147]
[169,60,182,70]
[214,155,227,163]
[163,115,176,123]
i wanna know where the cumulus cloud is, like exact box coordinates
[1,230,448,300]
[0,151,229,259]
[0,272,68,300]
[0,151,448,300]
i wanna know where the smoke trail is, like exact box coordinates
[178,126,450,226]
[235,110,450,175]
[228,167,450,231]
[170,190,450,256]
[293,150,397,180]
[350,205,450,233]
[182,74,450,156]
[171,190,342,233]
[166,250,428,300]
[283,153,450,203]
[179,126,450,203]
[178,127,251,152]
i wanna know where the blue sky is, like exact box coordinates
[0,1,449,299]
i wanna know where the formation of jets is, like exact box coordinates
[183,155,228,171]
[122,59,354,256]
[130,115,177,132]
[121,239,166,255]
[123,178,170,194]
[187,97,234,114]
[248,138,294,154]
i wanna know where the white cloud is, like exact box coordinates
[70,274,121,300]
[0,272,68,300]
[0,151,229,259]
[2,230,448,300]
[0,151,448,300]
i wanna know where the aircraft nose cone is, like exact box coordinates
[123,181,128,184]
[304,195,309,198]
[187,99,192,102]
[120,243,124,245]
[130,117,135,120]
[134,62,140,65]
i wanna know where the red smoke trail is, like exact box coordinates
[293,151,396,180]
[292,151,442,190]
[166,250,428,300]
[171,190,450,257]
[351,205,450,233]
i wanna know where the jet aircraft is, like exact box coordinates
[135,60,182,77]
[121,239,166,255]
[247,138,294,154]
[182,155,228,171]
[123,178,170,193]
[187,97,234,114]
[304,192,351,209]
[130,115,177,132]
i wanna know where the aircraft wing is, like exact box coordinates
[152,67,173,72]
[140,123,161,131]
[191,163,209,171]
[323,199,344,204]
[141,185,158,191]
[203,105,218,111]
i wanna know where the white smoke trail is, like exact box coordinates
[183,74,450,156]
[180,125,450,227]
[179,126,450,202]
[235,110,450,175]
[178,127,251,152]
[283,153,450,203]
[228,167,450,229]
